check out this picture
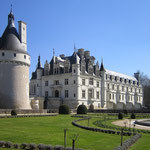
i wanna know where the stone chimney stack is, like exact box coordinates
[18,21,27,51]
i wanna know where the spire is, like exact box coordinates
[74,43,77,52]
[37,55,42,69]
[10,4,12,13]
[100,57,106,72]
[8,4,15,27]
[53,48,55,57]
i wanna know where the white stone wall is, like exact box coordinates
[0,62,31,109]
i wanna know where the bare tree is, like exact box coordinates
[136,70,150,107]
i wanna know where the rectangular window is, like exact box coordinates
[97,81,99,87]
[45,81,48,86]
[65,90,69,98]
[74,80,76,84]
[107,84,110,90]
[112,94,114,100]
[24,55,26,59]
[117,85,119,90]
[82,90,86,98]
[88,89,93,99]
[14,53,16,57]
[2,52,5,56]
[109,94,111,100]
[139,89,140,93]
[126,87,128,92]
[131,88,133,92]
[65,67,68,73]
[45,91,48,97]
[122,95,124,100]
[65,79,68,85]
[55,80,59,85]
[119,95,121,100]
[97,91,99,99]
[122,86,124,91]
[112,84,114,90]
[82,79,85,85]
[89,78,93,85]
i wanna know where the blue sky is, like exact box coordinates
[0,0,150,78]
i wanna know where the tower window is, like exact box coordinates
[45,81,48,86]
[14,53,16,57]
[65,79,68,85]
[65,90,69,98]
[2,52,5,56]
[74,80,76,84]
[24,55,26,59]
[82,79,85,85]
[74,69,76,73]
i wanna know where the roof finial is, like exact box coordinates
[53,48,55,57]
[74,43,77,52]
[101,57,103,64]
[10,4,13,13]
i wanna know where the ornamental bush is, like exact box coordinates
[59,105,70,114]
[131,113,136,119]
[77,105,87,114]
[11,110,17,116]
[118,112,123,119]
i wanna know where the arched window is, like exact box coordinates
[55,90,59,98]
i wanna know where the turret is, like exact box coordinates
[36,56,43,80]
[44,60,50,76]
[134,72,140,85]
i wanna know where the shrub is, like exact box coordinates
[11,110,17,116]
[54,145,64,150]
[0,141,5,147]
[131,113,136,119]
[59,105,70,114]
[4,142,12,148]
[29,143,37,150]
[77,105,87,114]
[14,143,19,149]
[45,145,53,150]
[20,143,29,149]
[38,144,46,150]
[118,112,123,119]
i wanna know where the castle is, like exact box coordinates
[0,11,143,110]
[0,11,31,109]
[30,48,143,110]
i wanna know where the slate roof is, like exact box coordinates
[0,12,27,54]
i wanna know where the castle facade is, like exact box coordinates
[30,48,143,110]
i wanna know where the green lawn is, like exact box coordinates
[0,115,127,150]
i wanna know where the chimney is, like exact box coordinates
[18,21,27,51]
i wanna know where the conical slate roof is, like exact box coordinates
[0,12,26,53]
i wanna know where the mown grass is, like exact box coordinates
[0,115,128,150]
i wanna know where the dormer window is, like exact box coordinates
[2,52,5,56]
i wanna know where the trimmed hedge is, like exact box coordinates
[77,105,87,114]
[59,105,70,114]
[118,112,123,119]
[131,113,136,119]
[11,110,17,116]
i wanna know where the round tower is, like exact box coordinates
[0,11,31,109]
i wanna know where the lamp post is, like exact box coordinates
[120,128,124,146]
[64,129,68,149]
[124,121,127,129]
[133,124,136,135]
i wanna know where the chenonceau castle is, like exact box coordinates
[30,49,143,110]
[0,11,143,110]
